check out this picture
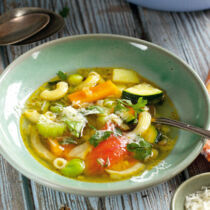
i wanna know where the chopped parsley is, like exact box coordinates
[113,127,122,136]
[89,130,113,147]
[64,119,85,138]
[59,6,70,18]
[57,71,67,81]
[132,97,148,117]
[48,80,61,86]
[127,136,152,160]
[59,137,78,145]
[80,105,104,116]
[114,98,147,121]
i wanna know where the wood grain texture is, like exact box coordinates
[0,0,209,210]
[137,8,210,81]
[0,156,34,210]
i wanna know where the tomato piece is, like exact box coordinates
[85,134,128,175]
[203,140,210,162]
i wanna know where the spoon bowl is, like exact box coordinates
[0,13,50,45]
[13,7,65,45]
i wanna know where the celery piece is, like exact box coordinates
[37,117,66,138]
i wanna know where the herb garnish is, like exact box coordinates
[89,130,113,147]
[57,71,67,80]
[127,136,152,160]
[113,127,122,136]
[88,124,97,130]
[80,105,104,116]
[64,119,85,138]
[59,6,70,18]
[132,97,148,117]
[114,98,147,120]
[59,137,78,145]
[48,80,61,86]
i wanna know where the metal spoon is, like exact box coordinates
[153,118,210,139]
[0,13,50,45]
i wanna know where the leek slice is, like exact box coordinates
[30,128,55,161]
[105,162,145,179]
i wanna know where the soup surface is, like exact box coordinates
[20,68,179,182]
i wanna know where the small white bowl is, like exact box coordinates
[171,172,210,210]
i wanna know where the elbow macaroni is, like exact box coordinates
[133,111,152,135]
[53,158,67,169]
[40,81,68,101]
[24,110,41,123]
[76,71,101,90]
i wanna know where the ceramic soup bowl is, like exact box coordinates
[0,34,209,196]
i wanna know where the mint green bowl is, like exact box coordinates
[0,34,209,196]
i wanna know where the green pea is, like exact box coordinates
[60,159,85,177]
[68,74,83,86]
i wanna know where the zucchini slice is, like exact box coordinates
[142,125,162,144]
[122,83,163,104]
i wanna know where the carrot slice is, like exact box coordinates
[48,139,64,156]
[48,138,75,158]
[68,80,121,105]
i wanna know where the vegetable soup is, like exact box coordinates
[20,68,179,182]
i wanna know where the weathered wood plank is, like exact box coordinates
[0,37,34,210]
[136,8,210,177]
[0,155,34,210]
[137,8,210,80]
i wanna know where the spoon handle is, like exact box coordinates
[153,118,210,139]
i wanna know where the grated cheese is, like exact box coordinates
[185,186,210,210]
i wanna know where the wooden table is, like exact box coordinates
[0,1,210,209]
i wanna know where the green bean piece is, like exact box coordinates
[41,101,50,113]
[61,159,85,177]
[68,74,83,86]
[103,99,116,108]
[50,104,63,113]
[96,114,107,127]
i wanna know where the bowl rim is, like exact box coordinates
[171,172,210,210]
[0,34,209,196]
